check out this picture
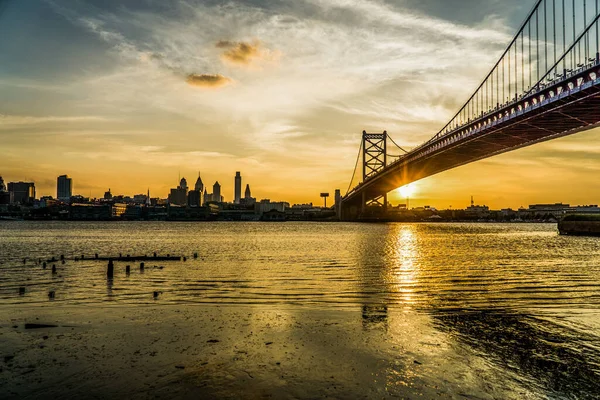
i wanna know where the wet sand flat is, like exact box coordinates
[0,304,532,399]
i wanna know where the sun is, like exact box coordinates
[396,184,415,198]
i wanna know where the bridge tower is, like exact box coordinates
[361,130,387,213]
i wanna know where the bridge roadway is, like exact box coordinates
[341,61,600,218]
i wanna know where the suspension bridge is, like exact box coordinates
[340,0,600,220]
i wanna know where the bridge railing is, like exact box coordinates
[432,0,600,144]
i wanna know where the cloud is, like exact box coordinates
[185,73,232,88]
[217,40,279,66]
[0,114,109,126]
[215,40,235,48]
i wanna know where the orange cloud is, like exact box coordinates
[217,40,279,66]
[186,73,232,88]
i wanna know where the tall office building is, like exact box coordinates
[57,175,72,202]
[8,181,35,204]
[194,174,204,205]
[188,190,201,207]
[213,181,221,203]
[194,173,204,192]
[169,177,188,206]
[334,189,341,219]
[234,172,241,204]
[245,184,251,199]
[0,176,8,205]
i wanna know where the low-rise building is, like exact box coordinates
[70,204,112,220]
[260,209,286,221]
[256,199,289,215]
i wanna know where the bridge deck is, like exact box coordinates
[343,65,600,207]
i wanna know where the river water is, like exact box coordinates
[1,221,599,398]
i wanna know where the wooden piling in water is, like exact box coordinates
[107,259,114,279]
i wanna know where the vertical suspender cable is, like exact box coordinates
[585,0,588,58]
[545,0,548,73]
[554,0,557,69]
[572,0,577,70]
[529,21,532,89]
[522,31,525,93]
[563,0,566,72]
[509,48,511,100]
[537,8,540,83]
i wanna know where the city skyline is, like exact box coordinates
[2,0,600,209]
[3,170,600,212]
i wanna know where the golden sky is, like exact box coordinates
[1,0,599,209]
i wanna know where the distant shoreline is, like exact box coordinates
[0,218,559,223]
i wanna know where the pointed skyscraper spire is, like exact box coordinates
[195,172,204,192]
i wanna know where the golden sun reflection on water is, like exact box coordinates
[387,224,420,305]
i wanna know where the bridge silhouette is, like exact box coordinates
[340,0,600,220]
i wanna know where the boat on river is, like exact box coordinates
[558,214,600,236]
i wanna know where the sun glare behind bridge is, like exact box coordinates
[396,184,415,199]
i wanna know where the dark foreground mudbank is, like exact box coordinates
[2,304,599,399]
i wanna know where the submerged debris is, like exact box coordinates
[24,323,58,329]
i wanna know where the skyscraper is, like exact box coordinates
[245,184,251,199]
[8,182,35,204]
[57,175,72,202]
[194,173,204,205]
[234,171,241,204]
[188,190,201,207]
[0,176,9,205]
[194,173,204,192]
[169,178,188,206]
[213,181,221,203]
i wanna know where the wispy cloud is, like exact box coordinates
[0,114,110,126]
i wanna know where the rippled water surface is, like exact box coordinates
[1,221,600,398]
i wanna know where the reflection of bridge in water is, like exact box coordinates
[341,0,600,220]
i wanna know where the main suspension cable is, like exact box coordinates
[345,140,363,196]
[386,135,408,153]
